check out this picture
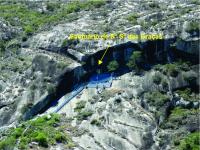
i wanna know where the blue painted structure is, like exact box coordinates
[53,73,113,112]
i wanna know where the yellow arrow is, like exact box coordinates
[98,46,110,65]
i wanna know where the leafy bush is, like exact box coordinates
[91,119,101,126]
[24,25,34,36]
[161,79,168,90]
[35,132,48,147]
[154,63,181,77]
[166,108,199,129]
[154,64,163,71]
[76,110,93,121]
[47,3,60,11]
[163,64,179,77]
[61,39,68,48]
[149,2,160,8]
[152,73,162,85]
[55,133,66,143]
[144,91,170,108]
[127,14,138,25]
[107,60,119,72]
[176,88,199,102]
[47,83,56,94]
[12,128,23,138]
[127,51,142,72]
[0,136,16,150]
[75,101,86,112]
[179,132,200,150]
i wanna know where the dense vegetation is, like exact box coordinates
[0,114,74,149]
[178,132,200,150]
[0,0,106,37]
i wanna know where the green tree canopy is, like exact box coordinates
[107,60,119,72]
[127,51,142,70]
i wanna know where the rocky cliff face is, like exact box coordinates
[0,0,199,150]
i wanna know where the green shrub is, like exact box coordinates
[0,136,16,150]
[127,51,142,72]
[174,139,180,146]
[24,25,34,36]
[75,101,86,112]
[154,64,163,71]
[144,91,170,108]
[175,60,190,71]
[107,60,119,72]
[167,108,199,128]
[76,110,93,121]
[179,132,200,150]
[35,132,48,147]
[47,83,56,94]
[91,119,101,126]
[152,73,162,85]
[149,2,160,8]
[161,79,168,90]
[61,39,68,47]
[176,88,199,102]
[163,64,179,77]
[55,133,66,143]
[47,3,60,11]
[12,128,23,138]
[19,137,28,149]
[154,62,191,77]
[127,14,138,25]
